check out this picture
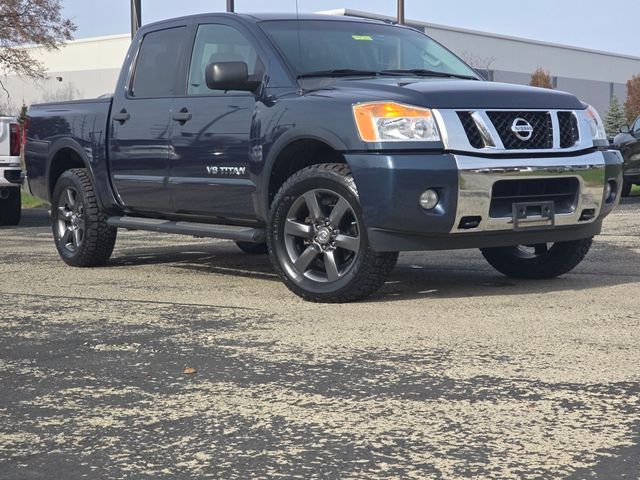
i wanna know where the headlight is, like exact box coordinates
[353,102,440,142]
[585,104,608,144]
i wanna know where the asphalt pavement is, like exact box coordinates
[1,197,639,479]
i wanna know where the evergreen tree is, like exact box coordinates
[605,96,626,137]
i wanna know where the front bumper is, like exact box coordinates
[347,149,622,252]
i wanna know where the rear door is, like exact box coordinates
[109,26,189,214]
[168,22,263,219]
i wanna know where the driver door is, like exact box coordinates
[168,22,264,220]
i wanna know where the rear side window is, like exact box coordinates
[131,27,188,98]
[187,24,263,95]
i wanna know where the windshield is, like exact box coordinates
[260,20,479,80]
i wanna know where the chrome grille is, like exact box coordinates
[453,109,583,151]
[457,112,484,149]
[486,111,553,150]
[558,112,580,148]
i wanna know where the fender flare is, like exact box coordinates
[257,126,351,219]
[45,138,99,202]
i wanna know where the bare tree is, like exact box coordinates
[460,51,496,80]
[0,0,75,96]
[460,51,496,72]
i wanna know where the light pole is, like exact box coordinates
[131,0,142,39]
[397,0,405,24]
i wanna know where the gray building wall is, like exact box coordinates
[1,68,120,110]
[2,12,638,118]
[324,9,640,116]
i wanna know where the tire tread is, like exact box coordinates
[52,168,117,267]
[268,163,397,303]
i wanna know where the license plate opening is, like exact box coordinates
[512,201,555,230]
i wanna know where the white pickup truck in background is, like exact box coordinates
[0,116,22,226]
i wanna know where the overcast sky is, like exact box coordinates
[62,0,638,56]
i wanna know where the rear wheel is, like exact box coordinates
[267,163,398,303]
[621,179,632,197]
[51,168,117,267]
[481,238,593,279]
[0,188,21,226]
[236,241,268,255]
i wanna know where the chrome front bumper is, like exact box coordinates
[452,150,621,234]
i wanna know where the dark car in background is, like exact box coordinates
[613,116,640,196]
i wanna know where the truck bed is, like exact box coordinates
[25,97,112,202]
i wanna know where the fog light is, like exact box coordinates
[419,189,439,210]
[605,180,617,203]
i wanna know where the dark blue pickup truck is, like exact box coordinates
[24,13,623,302]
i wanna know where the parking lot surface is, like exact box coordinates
[1,197,639,479]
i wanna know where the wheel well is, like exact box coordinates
[48,148,85,199]
[268,139,346,204]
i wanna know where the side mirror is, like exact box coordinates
[205,61,260,92]
[620,124,630,134]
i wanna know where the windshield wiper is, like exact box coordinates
[381,69,479,80]
[297,69,383,79]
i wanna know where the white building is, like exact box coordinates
[1,8,638,116]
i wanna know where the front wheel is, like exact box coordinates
[51,168,117,267]
[267,163,398,303]
[481,238,593,279]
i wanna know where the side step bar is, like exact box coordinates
[107,216,265,243]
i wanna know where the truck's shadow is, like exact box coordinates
[18,205,639,302]
[109,238,640,302]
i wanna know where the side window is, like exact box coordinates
[188,24,263,96]
[131,27,188,98]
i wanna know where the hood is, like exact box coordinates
[304,77,585,111]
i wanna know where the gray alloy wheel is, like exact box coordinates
[56,186,86,254]
[283,188,361,283]
[267,163,398,303]
[51,168,117,267]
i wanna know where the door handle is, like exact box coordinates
[172,109,192,124]
[113,109,130,124]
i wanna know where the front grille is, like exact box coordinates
[490,178,579,218]
[457,112,485,149]
[486,111,553,150]
[558,112,580,148]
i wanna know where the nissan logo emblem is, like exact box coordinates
[511,118,534,141]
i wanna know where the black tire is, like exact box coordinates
[236,241,268,255]
[621,179,632,197]
[267,163,398,303]
[51,168,117,267]
[481,237,593,279]
[0,188,21,226]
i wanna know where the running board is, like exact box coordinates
[107,216,265,243]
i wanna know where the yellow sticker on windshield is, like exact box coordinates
[352,35,373,41]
